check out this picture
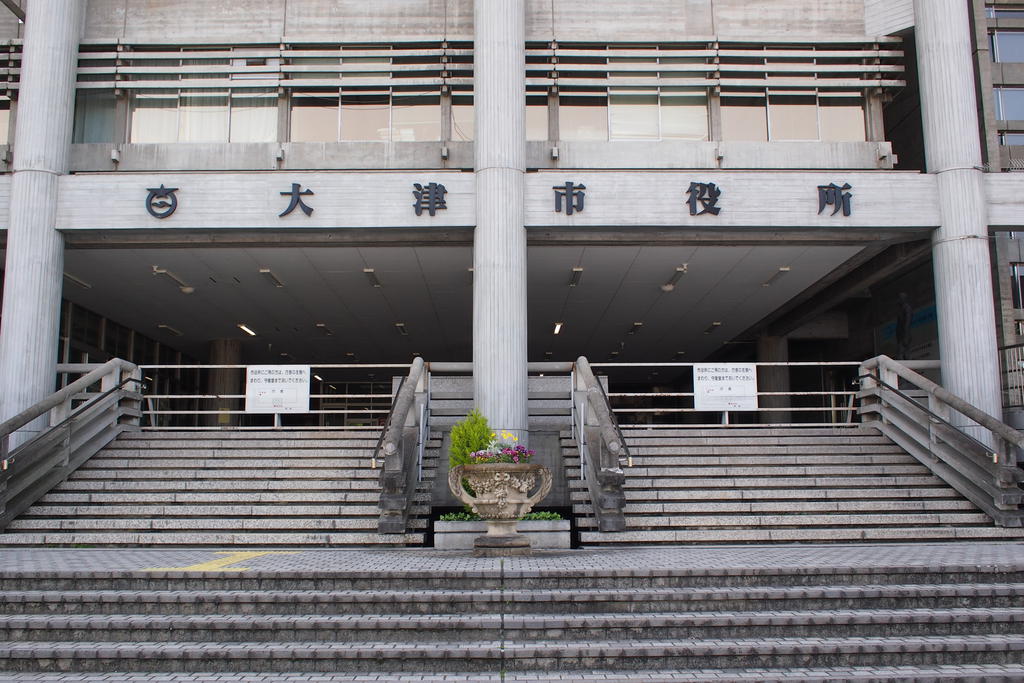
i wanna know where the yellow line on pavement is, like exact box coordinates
[143,550,298,572]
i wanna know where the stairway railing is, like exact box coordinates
[859,355,1023,527]
[376,357,427,534]
[572,356,630,532]
[0,359,142,531]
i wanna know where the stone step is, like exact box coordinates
[52,479,382,492]
[572,500,979,515]
[82,459,379,471]
[3,607,1021,643]
[0,531,423,546]
[123,430,383,439]
[3,634,1022,673]
[4,665,1024,683]
[568,465,932,478]
[573,512,997,528]
[580,526,1024,544]
[105,439,382,449]
[568,487,966,502]
[618,454,918,466]
[616,427,883,438]
[69,469,379,480]
[37,491,383,504]
[17,504,384,517]
[623,445,910,455]
[619,435,896,446]
[615,475,947,488]
[5,517,405,532]
[91,450,380,460]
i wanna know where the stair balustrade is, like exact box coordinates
[573,356,630,532]
[859,354,1024,527]
[376,357,427,534]
[0,359,142,531]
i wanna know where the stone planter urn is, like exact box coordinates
[447,462,553,556]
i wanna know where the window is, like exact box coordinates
[1001,133,1024,145]
[722,89,865,142]
[995,88,1024,120]
[290,90,440,142]
[451,93,473,141]
[130,88,277,143]
[559,94,608,141]
[1012,263,1024,309]
[73,91,116,143]
[991,32,1024,62]
[560,88,708,142]
[987,7,1024,18]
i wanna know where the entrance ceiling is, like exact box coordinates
[53,243,862,365]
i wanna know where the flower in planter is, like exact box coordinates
[469,430,537,464]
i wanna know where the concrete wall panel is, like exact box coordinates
[864,0,914,37]
[120,0,286,43]
[84,0,127,40]
[713,0,865,39]
[544,0,711,42]
[283,0,448,43]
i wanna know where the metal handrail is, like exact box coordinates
[1,358,136,458]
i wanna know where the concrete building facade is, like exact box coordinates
[0,0,1020,435]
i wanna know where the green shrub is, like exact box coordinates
[437,510,563,522]
[449,408,492,470]
[521,511,563,521]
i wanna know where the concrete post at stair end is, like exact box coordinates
[757,336,790,425]
[206,339,243,427]
[472,0,528,442]
[0,2,84,447]
[914,0,1003,429]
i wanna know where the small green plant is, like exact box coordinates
[438,510,563,522]
[449,408,492,470]
[521,511,563,521]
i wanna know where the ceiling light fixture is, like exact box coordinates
[152,265,194,295]
[259,267,285,288]
[237,323,257,336]
[568,267,583,287]
[363,268,382,288]
[703,321,722,334]
[315,322,334,336]
[672,350,686,360]
[313,374,323,381]
[156,323,183,337]
[762,266,792,287]
[394,322,408,336]
[553,321,563,335]
[660,265,688,292]
[62,272,92,290]
[627,321,644,335]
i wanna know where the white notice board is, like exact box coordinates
[245,365,311,413]
[693,364,758,411]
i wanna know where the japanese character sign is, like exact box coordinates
[413,182,448,216]
[686,182,721,216]
[145,184,179,219]
[818,182,852,217]
[279,183,315,217]
[553,182,586,215]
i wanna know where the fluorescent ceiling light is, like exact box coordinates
[762,266,792,287]
[363,268,382,288]
[703,321,722,334]
[63,272,92,290]
[568,267,583,287]
[315,322,334,336]
[660,265,687,292]
[152,265,194,294]
[313,374,323,381]
[394,322,408,336]
[237,323,257,336]
[627,321,644,335]
[553,321,563,335]
[259,267,285,288]
[156,323,183,337]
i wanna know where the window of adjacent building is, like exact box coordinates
[995,87,1024,120]
[1016,320,1024,336]
[130,88,277,143]
[1001,133,1024,145]
[991,31,1024,62]
[1012,263,1024,309]
[987,7,1024,19]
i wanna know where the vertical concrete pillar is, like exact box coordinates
[757,335,791,424]
[473,0,528,439]
[0,2,83,442]
[914,0,1003,424]
[206,339,243,427]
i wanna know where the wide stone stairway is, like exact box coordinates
[0,430,439,547]
[567,425,1024,545]
[1,546,1023,679]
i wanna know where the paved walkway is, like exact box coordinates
[1,542,1022,575]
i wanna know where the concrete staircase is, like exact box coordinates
[566,426,1024,545]
[0,430,440,546]
[1,558,1023,678]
